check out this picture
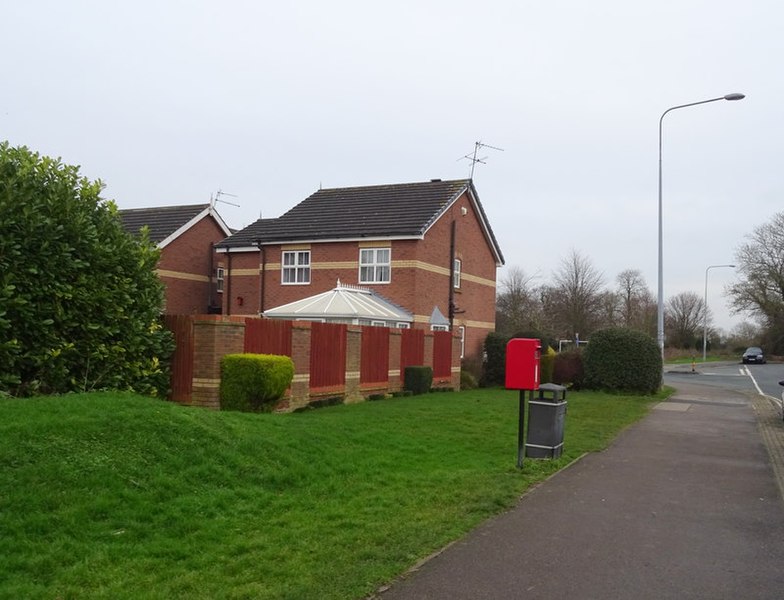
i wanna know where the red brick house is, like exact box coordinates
[214,179,504,361]
[120,204,232,314]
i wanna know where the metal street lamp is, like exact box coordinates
[702,264,735,362]
[657,93,745,360]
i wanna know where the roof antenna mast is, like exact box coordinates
[210,188,240,208]
[459,140,504,179]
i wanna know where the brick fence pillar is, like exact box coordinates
[451,333,462,391]
[345,325,362,403]
[191,315,246,409]
[388,329,402,392]
[288,321,312,410]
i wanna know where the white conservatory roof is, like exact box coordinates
[262,281,413,323]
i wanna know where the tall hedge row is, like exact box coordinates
[583,327,661,393]
[0,142,173,396]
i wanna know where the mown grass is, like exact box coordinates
[0,387,670,599]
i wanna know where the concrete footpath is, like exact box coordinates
[376,381,784,600]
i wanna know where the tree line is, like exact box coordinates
[496,214,784,355]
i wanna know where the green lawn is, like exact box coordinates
[0,387,670,599]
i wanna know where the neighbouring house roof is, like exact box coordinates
[119,203,233,248]
[216,179,504,265]
[429,306,450,327]
[263,281,413,324]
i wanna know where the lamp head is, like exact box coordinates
[724,93,745,101]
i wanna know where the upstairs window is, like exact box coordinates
[359,248,390,284]
[453,258,462,289]
[282,250,311,284]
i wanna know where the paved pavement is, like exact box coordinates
[375,379,784,599]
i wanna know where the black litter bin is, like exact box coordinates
[525,383,567,459]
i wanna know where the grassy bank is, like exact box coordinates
[0,387,669,599]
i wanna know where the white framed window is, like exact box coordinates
[282,250,310,284]
[458,325,466,359]
[431,324,449,332]
[216,267,225,293]
[396,322,411,329]
[359,248,390,284]
[370,320,386,327]
[453,258,462,289]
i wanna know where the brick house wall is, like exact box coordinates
[157,215,227,314]
[220,190,497,361]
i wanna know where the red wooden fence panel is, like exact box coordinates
[360,326,389,385]
[432,331,452,378]
[400,328,425,374]
[164,314,194,403]
[244,318,292,356]
[310,322,346,390]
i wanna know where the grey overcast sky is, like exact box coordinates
[2,0,782,333]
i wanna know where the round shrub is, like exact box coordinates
[583,328,661,394]
[220,354,294,412]
[460,369,478,390]
[552,350,584,389]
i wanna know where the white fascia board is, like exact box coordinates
[421,184,504,267]
[157,206,231,250]
[215,235,422,254]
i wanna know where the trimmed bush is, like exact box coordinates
[583,327,662,394]
[460,369,478,390]
[404,366,433,395]
[552,350,584,389]
[540,346,556,384]
[220,354,294,412]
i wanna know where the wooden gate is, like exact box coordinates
[310,322,347,390]
[432,330,452,378]
[244,318,292,356]
[164,314,194,403]
[361,326,389,386]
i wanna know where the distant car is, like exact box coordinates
[742,347,766,364]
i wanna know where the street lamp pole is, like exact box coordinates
[657,93,745,360]
[702,264,735,362]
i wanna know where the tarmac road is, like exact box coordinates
[375,377,784,600]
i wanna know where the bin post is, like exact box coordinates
[516,390,534,469]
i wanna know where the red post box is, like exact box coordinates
[505,338,541,390]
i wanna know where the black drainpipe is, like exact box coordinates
[226,251,233,316]
[448,219,456,331]
[254,240,266,315]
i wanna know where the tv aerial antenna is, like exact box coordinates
[459,140,504,179]
[210,188,240,208]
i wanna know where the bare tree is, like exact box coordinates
[495,266,542,336]
[727,212,784,353]
[616,269,656,334]
[665,291,708,349]
[549,250,605,339]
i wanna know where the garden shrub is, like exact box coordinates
[460,369,478,390]
[539,346,556,384]
[0,142,173,396]
[552,350,584,389]
[480,332,510,387]
[404,366,433,395]
[220,353,294,412]
[583,327,661,394]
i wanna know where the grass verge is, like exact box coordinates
[0,387,670,599]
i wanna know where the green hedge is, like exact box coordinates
[540,346,556,384]
[583,328,661,394]
[552,350,584,389]
[220,354,294,412]
[404,366,433,395]
[480,332,510,387]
